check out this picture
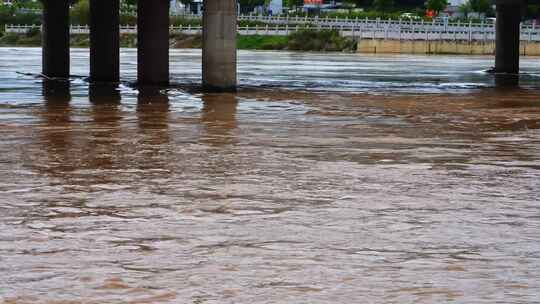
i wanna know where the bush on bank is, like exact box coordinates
[237,35,288,50]
[288,29,357,52]
[0,31,40,46]
[0,27,357,53]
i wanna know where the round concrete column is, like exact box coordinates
[137,0,170,85]
[42,0,70,78]
[203,0,238,92]
[90,0,120,83]
[495,3,522,74]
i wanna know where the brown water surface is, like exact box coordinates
[0,48,539,303]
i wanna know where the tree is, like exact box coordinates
[468,0,491,14]
[284,0,304,8]
[70,0,89,25]
[459,2,471,18]
[426,0,448,14]
[373,0,394,12]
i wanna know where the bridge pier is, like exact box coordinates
[90,0,120,83]
[203,0,237,92]
[494,1,523,74]
[137,0,170,85]
[42,0,70,78]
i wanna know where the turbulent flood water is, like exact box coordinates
[1,48,539,303]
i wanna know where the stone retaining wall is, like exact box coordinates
[357,39,540,56]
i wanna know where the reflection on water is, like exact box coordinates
[201,93,238,146]
[137,87,171,174]
[1,48,540,304]
[494,73,520,87]
[137,86,170,135]
[40,80,73,177]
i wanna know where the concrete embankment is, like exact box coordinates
[357,39,540,56]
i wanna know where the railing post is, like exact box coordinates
[469,20,473,42]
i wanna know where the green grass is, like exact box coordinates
[237,35,288,50]
[237,31,356,52]
[288,29,357,52]
[0,30,357,53]
[0,32,40,46]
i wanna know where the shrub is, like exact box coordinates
[26,26,40,38]
[71,0,89,25]
[0,32,21,45]
[288,29,355,52]
[237,35,287,50]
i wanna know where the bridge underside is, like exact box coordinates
[39,0,533,88]
[40,0,237,91]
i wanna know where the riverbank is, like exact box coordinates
[357,39,540,56]
[0,29,358,52]
[5,28,540,56]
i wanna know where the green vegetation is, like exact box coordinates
[0,28,357,53]
[288,29,357,52]
[373,0,395,12]
[237,35,288,50]
[0,30,40,46]
[426,0,448,14]
[70,0,89,25]
[0,4,41,35]
[170,33,202,48]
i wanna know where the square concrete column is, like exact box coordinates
[203,0,237,92]
[90,0,120,83]
[137,0,170,85]
[494,2,522,74]
[42,0,70,78]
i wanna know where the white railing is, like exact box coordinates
[8,10,538,33]
[6,23,540,42]
[178,13,540,32]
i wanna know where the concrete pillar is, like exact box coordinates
[42,0,70,78]
[90,0,120,83]
[42,80,71,102]
[203,0,237,92]
[89,84,121,105]
[137,0,170,85]
[494,2,522,74]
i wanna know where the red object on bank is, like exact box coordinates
[305,0,324,4]
[426,9,436,18]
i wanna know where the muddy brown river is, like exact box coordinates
[0,48,539,303]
